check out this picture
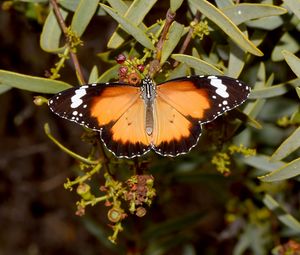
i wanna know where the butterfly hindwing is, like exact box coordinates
[152,96,202,156]
[100,97,151,158]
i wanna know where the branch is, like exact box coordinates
[149,8,176,77]
[173,11,201,67]
[49,0,86,84]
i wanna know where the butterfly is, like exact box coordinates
[48,75,251,158]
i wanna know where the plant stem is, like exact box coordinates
[49,0,86,84]
[173,11,201,67]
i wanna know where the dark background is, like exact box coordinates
[1,2,299,255]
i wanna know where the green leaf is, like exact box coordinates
[171,54,223,75]
[97,65,120,83]
[0,84,12,94]
[58,0,80,12]
[59,0,106,15]
[259,157,300,182]
[0,70,71,94]
[188,0,263,56]
[70,0,99,37]
[246,15,284,30]
[106,0,128,15]
[227,40,246,78]
[249,78,300,99]
[107,0,157,49]
[215,0,234,9]
[297,87,300,99]
[271,126,300,162]
[88,65,99,83]
[263,194,300,232]
[282,50,300,78]
[100,4,155,50]
[168,63,190,79]
[40,8,68,53]
[160,21,184,64]
[233,223,270,255]
[271,32,299,62]
[285,0,300,19]
[170,0,184,12]
[243,98,266,120]
[222,4,287,26]
[243,155,285,173]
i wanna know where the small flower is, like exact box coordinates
[128,72,141,86]
[137,64,145,72]
[136,207,147,217]
[115,54,126,64]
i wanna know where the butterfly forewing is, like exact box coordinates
[156,75,251,124]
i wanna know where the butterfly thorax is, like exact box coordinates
[140,77,156,136]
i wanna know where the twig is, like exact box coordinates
[173,11,201,67]
[149,8,176,77]
[49,0,86,84]
[155,8,176,61]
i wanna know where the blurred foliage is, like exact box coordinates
[1,0,300,254]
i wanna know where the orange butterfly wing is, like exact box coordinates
[49,84,151,158]
[151,76,250,156]
[152,80,210,156]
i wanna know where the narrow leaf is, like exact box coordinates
[282,50,300,78]
[101,4,155,50]
[170,0,184,12]
[188,0,263,56]
[106,0,127,15]
[40,8,68,53]
[243,155,285,173]
[246,15,284,30]
[71,0,99,37]
[271,126,300,161]
[107,0,157,49]
[0,84,12,94]
[160,21,184,64]
[297,87,300,99]
[259,157,300,182]
[168,63,190,79]
[96,65,120,83]
[249,79,300,99]
[285,0,300,19]
[227,41,246,78]
[58,0,80,12]
[271,32,299,62]
[88,65,99,83]
[263,194,300,232]
[0,70,71,94]
[222,4,287,26]
[171,54,223,75]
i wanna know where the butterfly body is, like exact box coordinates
[48,75,250,158]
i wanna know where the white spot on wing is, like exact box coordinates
[209,77,229,98]
[71,88,87,108]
